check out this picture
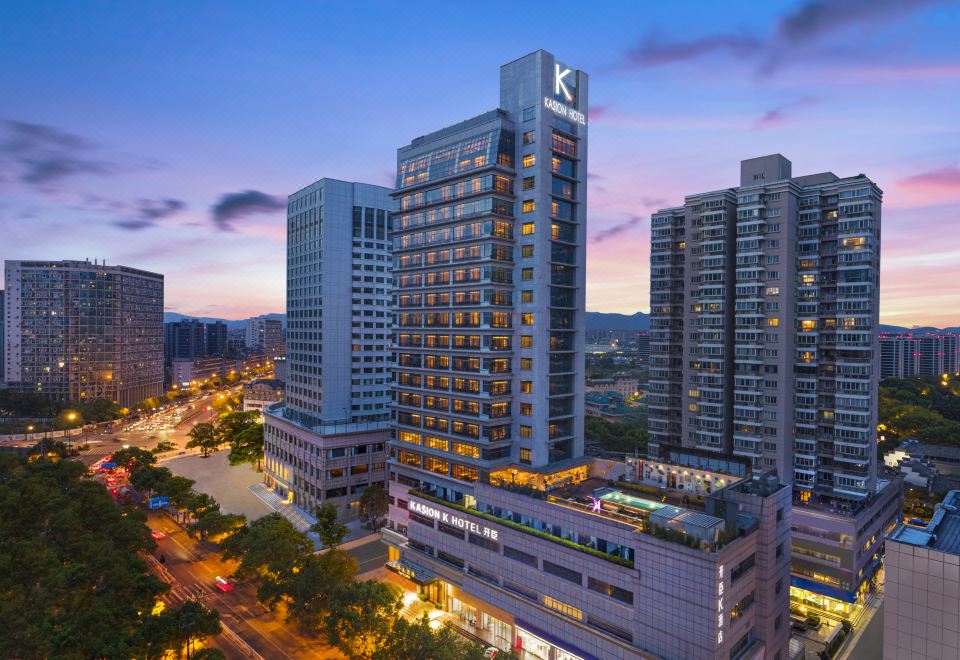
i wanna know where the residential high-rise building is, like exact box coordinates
[880,333,920,379]
[383,52,790,660]
[2,260,164,408]
[878,332,958,379]
[263,179,392,519]
[245,316,283,355]
[0,289,4,385]
[650,155,902,616]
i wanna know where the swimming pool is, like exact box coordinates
[598,489,667,513]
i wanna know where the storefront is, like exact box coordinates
[790,577,857,616]
[515,622,595,660]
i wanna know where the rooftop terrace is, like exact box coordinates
[890,490,960,555]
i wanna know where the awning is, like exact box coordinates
[516,620,601,660]
[386,559,440,586]
[790,576,857,604]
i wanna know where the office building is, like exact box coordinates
[649,155,902,615]
[164,318,208,361]
[243,378,284,416]
[884,490,960,660]
[3,260,163,408]
[263,179,392,519]
[0,289,4,385]
[245,316,283,355]
[383,51,790,660]
[206,321,228,357]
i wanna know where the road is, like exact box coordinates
[77,390,231,467]
[147,511,340,659]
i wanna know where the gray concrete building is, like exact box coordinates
[649,155,902,616]
[2,259,163,408]
[263,179,392,519]
[383,51,790,660]
[884,490,960,660]
[245,316,283,356]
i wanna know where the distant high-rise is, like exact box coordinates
[263,179,392,518]
[206,321,228,357]
[164,318,207,361]
[880,331,959,379]
[3,260,164,408]
[650,155,902,616]
[245,316,282,355]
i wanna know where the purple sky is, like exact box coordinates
[1,1,958,327]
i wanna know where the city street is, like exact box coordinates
[146,511,341,659]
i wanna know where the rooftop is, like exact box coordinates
[890,490,960,555]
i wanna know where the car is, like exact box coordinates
[111,488,119,495]
[214,576,234,592]
[483,648,499,659]
[150,529,167,539]
[907,517,927,527]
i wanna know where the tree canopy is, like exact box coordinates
[585,416,648,454]
[186,422,220,457]
[359,484,389,532]
[880,375,960,447]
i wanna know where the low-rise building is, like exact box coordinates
[243,379,284,416]
[585,374,640,399]
[385,449,792,659]
[789,475,903,617]
[884,490,960,660]
[585,392,645,423]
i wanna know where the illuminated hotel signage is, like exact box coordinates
[544,62,586,126]
[717,564,725,645]
[408,499,499,540]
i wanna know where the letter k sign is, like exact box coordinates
[555,64,573,102]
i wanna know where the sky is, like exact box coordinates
[1,1,959,327]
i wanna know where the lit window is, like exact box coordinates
[520,425,532,438]
[522,154,536,168]
[522,200,535,213]
[521,335,533,348]
[521,357,533,370]
[522,245,534,258]
[520,403,532,416]
[519,448,532,463]
[767,318,779,327]
[520,381,532,393]
[521,268,534,281]
[522,223,535,236]
[521,313,534,325]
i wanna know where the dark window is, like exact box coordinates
[365,207,376,238]
[409,511,436,527]
[503,545,537,567]
[732,554,756,582]
[376,209,386,240]
[503,579,536,601]
[730,631,751,659]
[587,577,634,605]
[775,543,783,558]
[468,532,499,552]
[352,206,362,237]
[437,551,464,569]
[438,521,464,538]
[543,560,582,585]
[776,507,784,523]
[522,106,536,121]
[587,615,632,642]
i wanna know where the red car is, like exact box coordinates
[150,529,167,539]
[214,576,234,593]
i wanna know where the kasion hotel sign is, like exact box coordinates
[408,499,499,540]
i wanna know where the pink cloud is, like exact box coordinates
[895,167,960,205]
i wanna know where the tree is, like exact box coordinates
[313,504,349,547]
[359,484,389,532]
[130,465,175,499]
[192,649,228,660]
[215,411,258,445]
[165,600,222,659]
[113,446,157,474]
[186,423,220,458]
[0,454,168,658]
[280,549,357,633]
[191,511,246,542]
[220,513,313,582]
[323,580,400,659]
[227,422,265,471]
[374,615,520,660]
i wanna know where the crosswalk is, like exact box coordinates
[159,580,212,606]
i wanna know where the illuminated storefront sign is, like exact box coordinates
[408,499,499,540]
[717,564,725,645]
[554,64,574,101]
